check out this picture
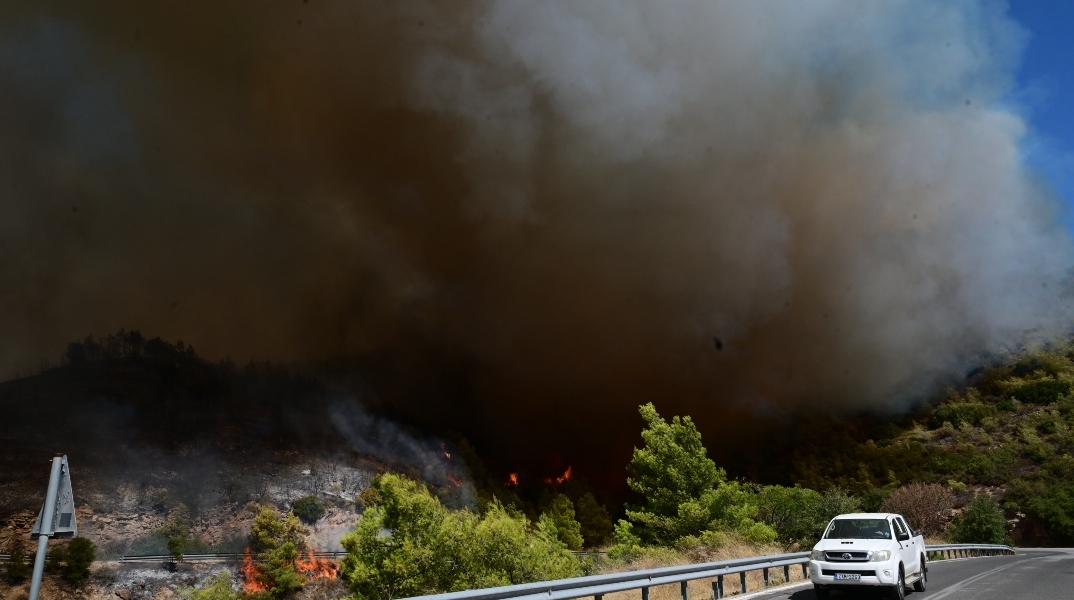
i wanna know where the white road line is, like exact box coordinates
[925,558,1031,600]
[728,580,813,600]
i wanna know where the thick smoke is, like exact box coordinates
[0,2,1071,458]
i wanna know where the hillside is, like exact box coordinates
[787,342,1074,545]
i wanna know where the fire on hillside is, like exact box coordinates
[242,547,339,593]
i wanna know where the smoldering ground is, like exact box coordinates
[1,2,1072,468]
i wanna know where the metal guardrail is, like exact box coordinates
[396,544,1015,600]
[926,543,1014,560]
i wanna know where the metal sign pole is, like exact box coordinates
[28,455,63,600]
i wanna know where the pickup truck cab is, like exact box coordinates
[809,512,926,599]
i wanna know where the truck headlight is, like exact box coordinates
[811,550,825,560]
[869,550,891,562]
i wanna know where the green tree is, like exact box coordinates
[259,542,305,598]
[575,493,614,547]
[63,537,96,586]
[179,571,241,600]
[541,495,584,550]
[627,403,722,517]
[249,507,308,597]
[947,494,1011,545]
[5,549,30,582]
[292,495,326,524]
[340,473,579,600]
[160,503,192,561]
[251,506,307,553]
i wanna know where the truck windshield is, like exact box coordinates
[824,519,891,540]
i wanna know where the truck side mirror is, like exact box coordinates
[814,531,823,541]
[896,531,909,542]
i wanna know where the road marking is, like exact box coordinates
[925,558,1030,600]
[730,580,812,600]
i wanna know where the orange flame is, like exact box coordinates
[505,473,519,486]
[241,548,268,592]
[447,474,463,488]
[296,551,339,580]
[444,452,452,459]
[545,466,572,485]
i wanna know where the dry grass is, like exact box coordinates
[596,540,811,600]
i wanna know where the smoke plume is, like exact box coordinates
[1,2,1071,461]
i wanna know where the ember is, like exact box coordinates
[505,473,519,486]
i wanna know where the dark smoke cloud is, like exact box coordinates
[1,2,1071,461]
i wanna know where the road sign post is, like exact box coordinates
[28,454,77,600]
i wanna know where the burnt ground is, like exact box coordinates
[0,347,471,598]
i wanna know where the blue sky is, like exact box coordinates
[1007,2,1074,213]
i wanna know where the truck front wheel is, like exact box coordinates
[913,555,927,592]
[889,566,905,600]
[813,585,830,599]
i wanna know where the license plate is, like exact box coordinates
[833,574,861,581]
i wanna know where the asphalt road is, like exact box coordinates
[744,548,1074,600]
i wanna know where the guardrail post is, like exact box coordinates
[783,564,790,583]
[681,580,688,600]
[802,564,807,579]
[595,594,602,600]
[740,571,747,594]
[763,568,769,587]
[642,586,649,600]
[713,576,723,599]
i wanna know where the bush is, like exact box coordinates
[575,493,614,547]
[179,571,241,600]
[5,549,30,582]
[541,495,584,550]
[65,537,96,585]
[930,402,997,429]
[756,485,821,543]
[1026,485,1074,543]
[1012,380,1071,405]
[881,483,953,535]
[292,495,326,523]
[340,473,579,599]
[947,494,1010,545]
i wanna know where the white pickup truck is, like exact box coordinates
[808,512,926,599]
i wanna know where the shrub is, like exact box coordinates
[341,473,579,599]
[1026,485,1074,543]
[881,483,953,535]
[292,495,326,523]
[63,537,96,586]
[1012,380,1071,405]
[5,549,30,582]
[179,571,241,600]
[541,494,584,550]
[756,485,821,543]
[575,493,614,548]
[947,494,1011,545]
[930,402,997,429]
[808,488,862,532]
